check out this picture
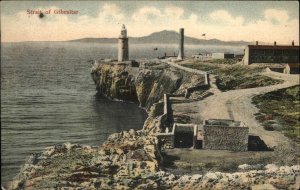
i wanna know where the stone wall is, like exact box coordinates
[174,123,196,133]
[203,125,248,151]
[184,84,209,98]
[156,133,174,149]
[156,94,174,149]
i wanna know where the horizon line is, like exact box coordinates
[1,30,298,45]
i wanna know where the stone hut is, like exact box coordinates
[156,119,249,151]
[202,119,248,151]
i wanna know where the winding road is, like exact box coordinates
[167,60,299,148]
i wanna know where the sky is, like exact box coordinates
[1,1,299,44]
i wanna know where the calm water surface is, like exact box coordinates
[1,42,243,185]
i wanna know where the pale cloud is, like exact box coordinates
[100,3,124,21]
[264,9,289,23]
[188,13,198,23]
[131,7,162,22]
[128,6,198,36]
[165,6,184,19]
[243,18,299,44]
[2,7,71,42]
[1,4,299,45]
[126,6,197,38]
[210,10,244,26]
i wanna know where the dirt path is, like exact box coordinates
[167,61,299,148]
[198,70,299,147]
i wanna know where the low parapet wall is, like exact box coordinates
[156,131,175,149]
[184,84,210,98]
[174,123,197,134]
[166,61,210,85]
[164,94,173,128]
[156,94,174,149]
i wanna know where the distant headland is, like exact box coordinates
[68,30,251,46]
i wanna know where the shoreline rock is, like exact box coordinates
[8,60,299,189]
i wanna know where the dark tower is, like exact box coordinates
[177,28,184,60]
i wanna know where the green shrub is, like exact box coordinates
[184,62,282,91]
[253,85,300,142]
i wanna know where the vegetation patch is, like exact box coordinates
[210,58,239,65]
[252,85,300,142]
[183,61,283,91]
[162,149,275,175]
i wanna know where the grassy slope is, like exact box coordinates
[252,85,300,143]
[183,60,283,91]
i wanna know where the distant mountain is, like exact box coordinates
[69,30,250,46]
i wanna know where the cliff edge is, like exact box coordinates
[90,60,205,109]
[8,60,299,190]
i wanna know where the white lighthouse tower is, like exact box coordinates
[118,24,129,62]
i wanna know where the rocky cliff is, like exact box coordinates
[90,60,204,109]
[8,102,165,189]
[8,60,299,189]
[8,60,205,189]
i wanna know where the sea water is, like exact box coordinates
[1,42,243,185]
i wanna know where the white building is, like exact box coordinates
[212,52,234,59]
[192,53,212,61]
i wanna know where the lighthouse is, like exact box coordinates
[118,24,129,62]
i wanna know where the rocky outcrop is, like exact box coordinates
[9,96,166,190]
[9,141,300,190]
[9,60,299,189]
[91,60,204,109]
[159,164,300,190]
[91,62,139,102]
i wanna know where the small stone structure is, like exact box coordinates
[157,120,248,151]
[251,63,300,74]
[173,123,199,148]
[192,53,212,61]
[156,95,249,151]
[284,63,300,74]
[243,41,299,65]
[156,129,175,149]
[202,119,248,151]
[212,52,234,59]
[156,123,199,149]
[177,28,184,60]
[118,24,129,62]
[158,52,177,59]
